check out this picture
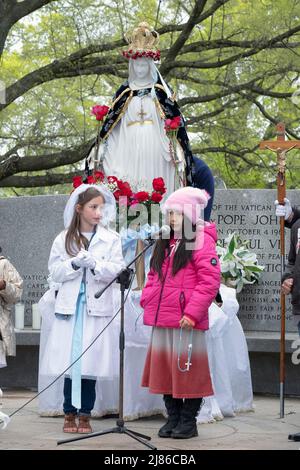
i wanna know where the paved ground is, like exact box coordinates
[0,390,300,450]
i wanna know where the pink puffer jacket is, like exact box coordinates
[140,223,221,330]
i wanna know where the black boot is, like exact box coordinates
[288,432,300,441]
[158,395,183,438]
[171,398,202,439]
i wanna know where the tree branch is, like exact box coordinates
[0,171,79,188]
[2,12,299,112]
[0,0,57,56]
[238,91,300,140]
[180,39,300,54]
[0,139,94,181]
[165,24,300,72]
[186,99,238,124]
[0,58,125,111]
[161,0,231,75]
[162,0,208,65]
[192,145,268,169]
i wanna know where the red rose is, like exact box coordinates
[107,176,118,184]
[152,177,166,194]
[170,120,179,130]
[172,116,181,127]
[164,116,181,132]
[72,176,83,188]
[164,118,173,132]
[94,171,104,182]
[87,175,95,184]
[170,116,181,129]
[151,192,163,203]
[91,105,109,121]
[117,180,133,197]
[113,189,122,200]
[134,191,150,203]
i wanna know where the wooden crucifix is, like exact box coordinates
[259,122,300,418]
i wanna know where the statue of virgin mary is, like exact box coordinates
[87,22,195,196]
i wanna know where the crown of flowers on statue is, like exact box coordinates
[122,22,160,61]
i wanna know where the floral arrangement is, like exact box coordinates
[217,233,264,293]
[122,49,161,61]
[72,173,167,230]
[72,171,105,189]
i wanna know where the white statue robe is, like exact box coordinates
[98,92,184,196]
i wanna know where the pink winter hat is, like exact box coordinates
[162,187,210,224]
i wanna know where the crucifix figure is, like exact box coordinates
[259,122,300,418]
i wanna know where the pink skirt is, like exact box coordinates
[142,326,213,398]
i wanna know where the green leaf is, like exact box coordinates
[228,235,236,255]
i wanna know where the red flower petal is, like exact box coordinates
[151,192,163,203]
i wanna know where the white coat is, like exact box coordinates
[0,256,23,357]
[49,225,125,317]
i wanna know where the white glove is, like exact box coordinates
[72,251,87,268]
[274,198,292,220]
[78,249,96,270]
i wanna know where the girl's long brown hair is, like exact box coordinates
[150,216,196,280]
[65,187,104,256]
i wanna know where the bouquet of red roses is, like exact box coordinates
[164,116,181,136]
[72,173,167,230]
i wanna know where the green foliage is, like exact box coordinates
[0,0,300,194]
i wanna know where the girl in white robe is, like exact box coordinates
[38,184,124,434]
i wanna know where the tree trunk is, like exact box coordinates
[0,21,11,57]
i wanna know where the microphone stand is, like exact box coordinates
[57,237,157,450]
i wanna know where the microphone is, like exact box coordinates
[145,225,171,241]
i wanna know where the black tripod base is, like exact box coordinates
[57,425,157,450]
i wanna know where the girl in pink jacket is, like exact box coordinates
[140,187,221,439]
